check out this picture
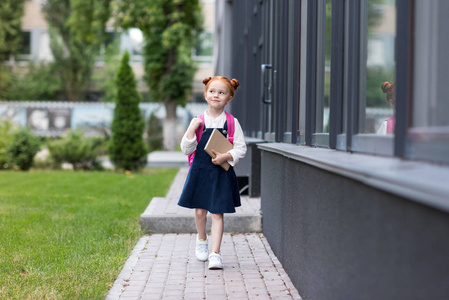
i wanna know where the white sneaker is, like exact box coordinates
[195,234,208,261]
[208,253,223,269]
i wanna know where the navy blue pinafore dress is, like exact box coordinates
[178,121,241,214]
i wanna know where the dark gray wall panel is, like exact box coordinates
[261,150,449,300]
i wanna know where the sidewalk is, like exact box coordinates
[107,159,302,299]
[107,233,301,300]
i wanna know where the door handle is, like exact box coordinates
[261,64,272,104]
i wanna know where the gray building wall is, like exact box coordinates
[261,149,449,300]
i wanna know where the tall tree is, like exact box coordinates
[109,51,147,171]
[115,0,203,150]
[42,0,112,100]
[0,0,25,61]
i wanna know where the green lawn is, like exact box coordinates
[0,169,178,299]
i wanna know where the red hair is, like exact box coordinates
[203,76,240,97]
[381,81,396,106]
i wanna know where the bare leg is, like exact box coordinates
[210,213,224,253]
[195,208,208,240]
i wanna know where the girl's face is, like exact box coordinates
[204,80,233,110]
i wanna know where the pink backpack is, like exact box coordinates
[386,116,395,134]
[188,112,235,167]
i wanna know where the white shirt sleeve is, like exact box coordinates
[180,131,198,155]
[227,118,247,166]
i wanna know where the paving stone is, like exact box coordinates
[108,234,302,300]
[107,166,301,299]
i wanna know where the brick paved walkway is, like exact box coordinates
[107,166,302,299]
[107,233,301,300]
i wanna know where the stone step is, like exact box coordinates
[140,168,262,233]
[141,211,262,233]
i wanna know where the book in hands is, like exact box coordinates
[204,129,233,171]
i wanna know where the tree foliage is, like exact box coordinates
[0,0,25,60]
[42,0,112,100]
[93,40,121,102]
[109,51,147,171]
[115,0,202,150]
[0,63,62,100]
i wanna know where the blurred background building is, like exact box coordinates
[1,0,214,137]
[13,0,215,101]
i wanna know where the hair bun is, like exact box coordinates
[230,79,240,90]
[203,77,212,85]
[381,81,392,93]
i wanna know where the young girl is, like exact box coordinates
[178,76,247,269]
[377,81,396,135]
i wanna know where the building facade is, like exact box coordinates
[9,0,215,100]
[215,0,449,299]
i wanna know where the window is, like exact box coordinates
[343,0,396,156]
[118,28,144,63]
[323,0,332,135]
[193,31,213,63]
[362,0,396,135]
[20,32,31,55]
[313,0,332,146]
[407,0,449,164]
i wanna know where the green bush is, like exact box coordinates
[109,51,147,171]
[0,63,62,101]
[0,120,14,169]
[146,112,163,152]
[48,130,103,171]
[8,128,41,171]
[33,148,58,170]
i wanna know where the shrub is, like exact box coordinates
[0,63,62,101]
[146,112,163,152]
[0,120,14,168]
[33,148,58,170]
[48,130,103,171]
[8,128,41,171]
[109,51,147,171]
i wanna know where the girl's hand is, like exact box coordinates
[189,118,203,131]
[186,118,203,139]
[211,150,233,165]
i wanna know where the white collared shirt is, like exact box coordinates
[180,110,247,166]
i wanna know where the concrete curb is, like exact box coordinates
[106,235,151,300]
[141,214,262,234]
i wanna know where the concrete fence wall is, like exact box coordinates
[0,101,208,139]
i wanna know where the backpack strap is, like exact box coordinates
[225,111,235,144]
[188,114,205,167]
[195,114,205,143]
[386,116,395,134]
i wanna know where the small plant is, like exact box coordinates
[146,112,163,152]
[8,128,41,171]
[48,130,102,171]
[0,120,14,169]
